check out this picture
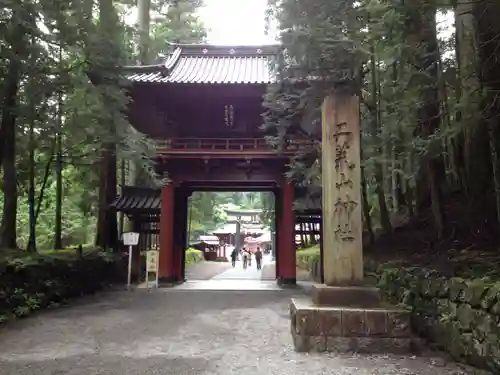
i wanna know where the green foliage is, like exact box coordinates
[295,245,320,279]
[0,0,208,252]
[0,250,124,324]
[149,0,207,62]
[264,0,500,239]
[185,247,204,265]
[259,192,275,230]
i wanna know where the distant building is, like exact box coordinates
[212,206,267,249]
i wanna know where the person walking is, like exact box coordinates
[242,248,248,269]
[248,250,252,267]
[255,247,263,270]
[230,248,237,267]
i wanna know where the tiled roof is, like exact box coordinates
[110,186,160,214]
[125,44,279,84]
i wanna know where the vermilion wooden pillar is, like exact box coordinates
[174,189,188,282]
[274,188,281,280]
[159,183,175,282]
[172,189,182,282]
[277,181,296,285]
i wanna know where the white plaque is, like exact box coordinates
[122,232,139,246]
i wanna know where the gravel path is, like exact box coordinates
[0,287,480,375]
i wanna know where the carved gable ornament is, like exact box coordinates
[224,104,235,128]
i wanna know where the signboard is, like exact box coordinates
[146,250,159,273]
[145,250,159,288]
[123,232,139,246]
[123,232,139,289]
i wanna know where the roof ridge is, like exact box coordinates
[164,47,182,70]
[126,44,278,84]
[166,42,280,57]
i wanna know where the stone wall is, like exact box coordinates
[374,265,500,373]
[296,247,500,372]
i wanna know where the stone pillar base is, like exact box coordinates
[290,285,414,354]
[311,284,382,308]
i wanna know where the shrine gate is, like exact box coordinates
[124,44,311,285]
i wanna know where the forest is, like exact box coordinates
[0,0,208,252]
[264,0,500,272]
[1,0,500,270]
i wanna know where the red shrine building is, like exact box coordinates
[119,44,311,285]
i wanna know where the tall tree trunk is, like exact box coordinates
[390,62,407,211]
[476,0,500,231]
[54,132,63,249]
[95,0,120,249]
[137,0,151,64]
[118,158,125,237]
[360,118,375,245]
[96,147,118,249]
[171,0,182,44]
[35,140,56,222]
[27,35,37,252]
[368,39,392,233]
[0,31,22,173]
[361,167,375,245]
[487,119,500,231]
[406,0,445,237]
[53,17,65,250]
[0,59,20,249]
[130,0,152,187]
[0,8,26,249]
[455,0,490,201]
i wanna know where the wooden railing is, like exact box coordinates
[155,137,317,154]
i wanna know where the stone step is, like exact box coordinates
[290,297,414,353]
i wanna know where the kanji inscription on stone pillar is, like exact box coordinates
[321,92,363,286]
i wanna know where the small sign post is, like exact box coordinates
[145,249,159,288]
[122,232,140,289]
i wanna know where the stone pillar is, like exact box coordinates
[290,91,412,355]
[159,183,175,282]
[321,91,363,286]
[278,181,296,285]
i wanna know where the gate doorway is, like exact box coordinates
[185,190,275,282]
